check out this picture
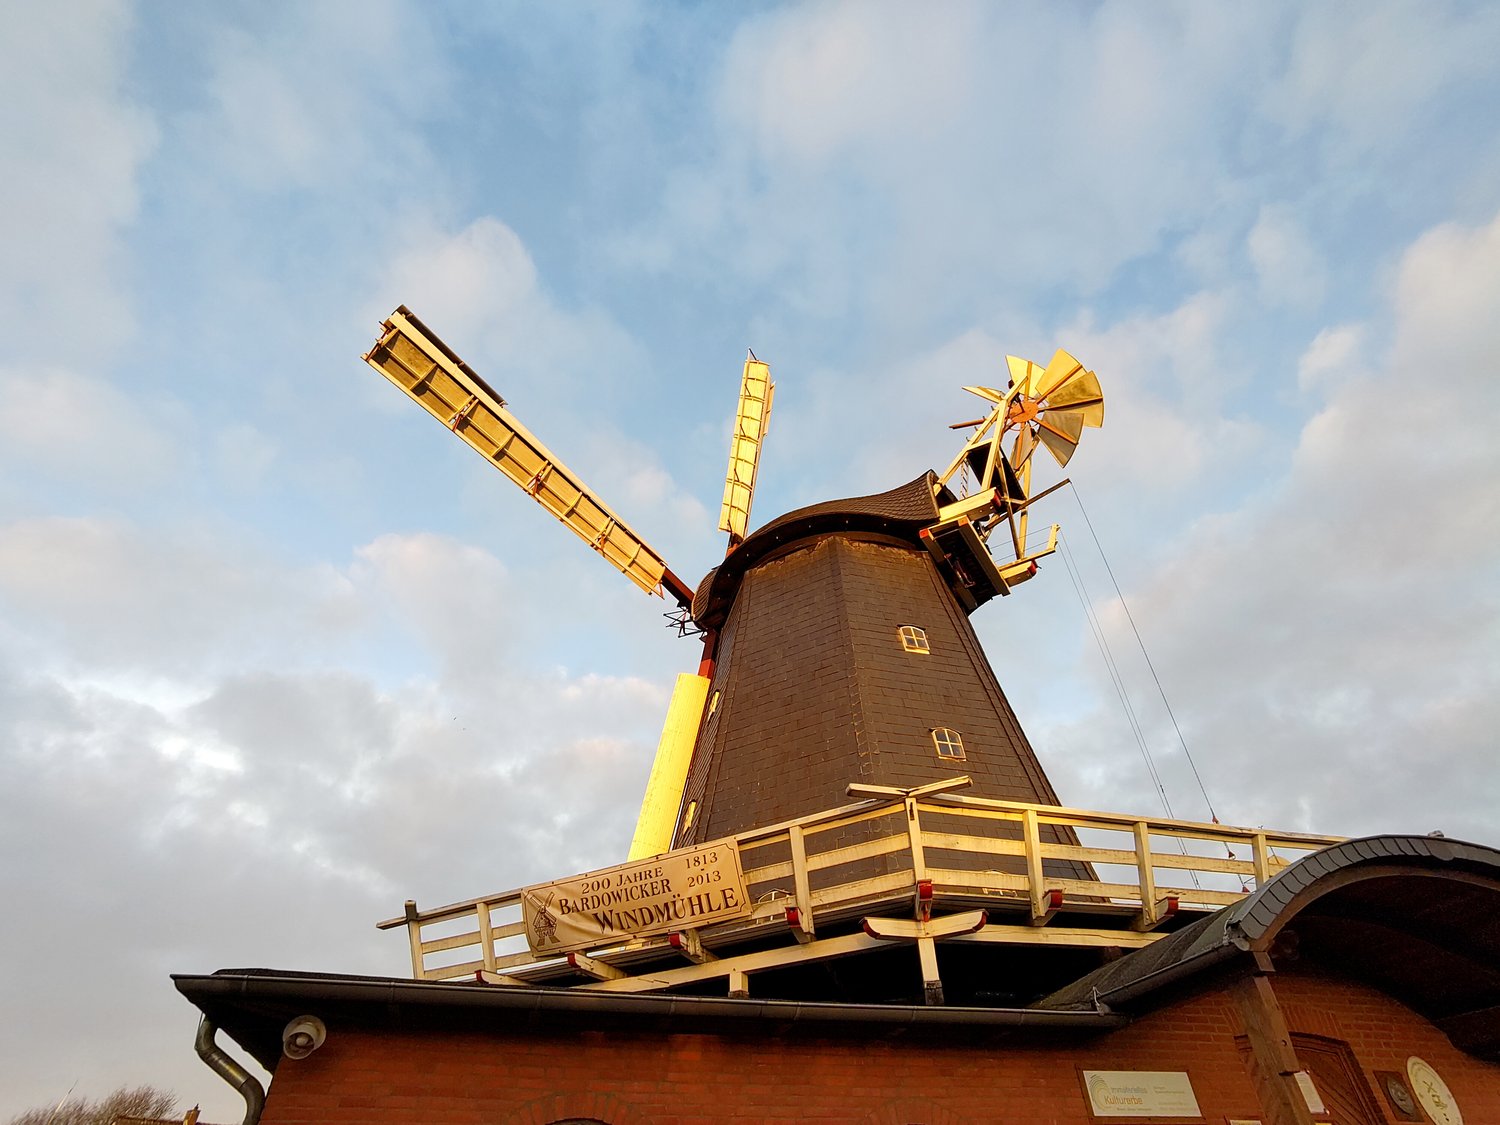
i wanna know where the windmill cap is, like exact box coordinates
[691,472,953,629]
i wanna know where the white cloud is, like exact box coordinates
[0,0,156,364]
[361,217,651,435]
[1262,3,1500,160]
[1391,210,1500,366]
[617,2,1282,327]
[1248,204,1326,309]
[1296,324,1365,392]
[351,531,519,687]
[0,516,361,679]
[188,2,449,194]
[0,368,183,493]
[1055,291,1267,512]
[721,2,981,164]
[214,422,279,491]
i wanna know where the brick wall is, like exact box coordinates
[257,968,1499,1124]
[1274,966,1500,1123]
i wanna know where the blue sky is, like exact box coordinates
[3,1,1499,1118]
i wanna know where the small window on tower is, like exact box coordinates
[899,625,930,653]
[932,728,965,760]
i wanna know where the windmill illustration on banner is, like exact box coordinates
[362,307,1104,856]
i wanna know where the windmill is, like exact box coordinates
[928,348,1105,606]
[363,308,1105,866]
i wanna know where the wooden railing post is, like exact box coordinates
[906,798,928,888]
[788,824,816,939]
[476,899,497,971]
[1134,821,1158,920]
[1252,832,1272,889]
[403,899,425,980]
[906,798,945,1004]
[1022,808,1045,921]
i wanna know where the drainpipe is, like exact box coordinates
[194,1016,266,1125]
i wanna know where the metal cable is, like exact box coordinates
[1057,532,1175,819]
[1067,483,1221,825]
[1058,530,1203,890]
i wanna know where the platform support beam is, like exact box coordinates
[1232,958,1316,1125]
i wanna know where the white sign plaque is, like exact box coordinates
[522,840,750,954]
[1294,1070,1326,1113]
[1083,1071,1202,1118]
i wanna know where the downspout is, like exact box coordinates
[194,1016,266,1125]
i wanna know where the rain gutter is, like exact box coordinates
[1086,933,1248,1010]
[178,970,1128,1033]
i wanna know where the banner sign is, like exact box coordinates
[1082,1071,1202,1118]
[522,840,750,955]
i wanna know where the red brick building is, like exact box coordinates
[179,835,1500,1124]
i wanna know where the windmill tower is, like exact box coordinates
[363,309,1104,874]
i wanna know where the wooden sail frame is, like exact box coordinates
[364,306,691,605]
[718,354,774,546]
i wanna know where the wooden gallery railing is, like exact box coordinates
[378,792,1340,989]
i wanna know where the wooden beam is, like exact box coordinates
[403,900,426,980]
[475,900,497,972]
[580,931,887,993]
[788,824,816,939]
[568,952,626,981]
[1030,887,1064,928]
[903,800,926,877]
[1253,831,1273,888]
[668,929,715,964]
[917,936,944,1006]
[1131,896,1181,933]
[1231,969,1316,1125]
[948,925,1164,950]
[1133,821,1157,926]
[845,775,973,801]
[727,968,749,999]
[928,792,1339,848]
[1022,809,1047,922]
[862,910,988,941]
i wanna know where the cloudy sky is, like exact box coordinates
[3,0,1499,1117]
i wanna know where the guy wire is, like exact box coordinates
[1067,482,1220,825]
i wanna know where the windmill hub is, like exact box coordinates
[1007,398,1042,428]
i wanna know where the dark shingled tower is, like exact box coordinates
[674,473,1085,877]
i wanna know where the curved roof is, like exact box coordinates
[692,472,951,629]
[1038,834,1500,1058]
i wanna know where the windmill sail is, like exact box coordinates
[718,355,774,544]
[364,306,685,602]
